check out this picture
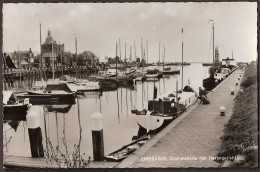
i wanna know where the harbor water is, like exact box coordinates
[3,63,210,160]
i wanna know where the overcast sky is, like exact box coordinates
[3,2,257,62]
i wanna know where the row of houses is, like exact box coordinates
[3,30,99,69]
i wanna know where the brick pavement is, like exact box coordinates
[116,69,242,168]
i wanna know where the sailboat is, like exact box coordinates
[134,28,197,133]
[203,20,221,91]
[161,45,180,75]
[23,37,76,104]
[3,91,29,120]
[144,40,161,80]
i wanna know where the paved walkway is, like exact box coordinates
[116,69,242,168]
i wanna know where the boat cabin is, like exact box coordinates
[148,93,178,115]
[3,91,18,105]
[221,57,236,69]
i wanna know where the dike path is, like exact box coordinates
[116,69,242,168]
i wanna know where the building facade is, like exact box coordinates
[5,48,34,69]
[41,30,64,67]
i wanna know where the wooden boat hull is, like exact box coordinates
[104,136,149,162]
[162,70,180,75]
[25,91,76,105]
[3,104,28,121]
[203,76,217,91]
[144,74,159,78]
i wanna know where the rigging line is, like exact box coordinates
[205,30,213,77]
[77,98,82,166]
[55,112,59,153]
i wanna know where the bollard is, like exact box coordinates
[26,109,44,157]
[231,88,235,95]
[91,112,104,161]
[235,81,238,86]
[220,106,226,116]
[238,78,240,80]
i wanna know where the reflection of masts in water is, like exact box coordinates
[158,77,161,95]
[99,95,102,113]
[43,109,49,157]
[55,112,59,154]
[126,89,128,117]
[62,113,68,159]
[163,77,166,93]
[116,89,120,123]
[146,82,149,102]
[130,89,133,109]
[142,80,144,108]
[120,88,123,113]
[77,98,82,166]
[134,85,137,108]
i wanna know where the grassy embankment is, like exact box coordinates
[217,62,258,167]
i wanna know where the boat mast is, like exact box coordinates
[130,46,132,62]
[141,37,143,72]
[40,23,42,68]
[146,40,148,66]
[181,28,184,90]
[159,42,161,66]
[116,42,118,76]
[75,35,78,79]
[163,45,165,69]
[213,22,215,66]
[119,38,121,66]
[209,20,215,67]
[52,40,55,81]
[134,40,136,61]
[125,42,126,68]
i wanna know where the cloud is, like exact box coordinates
[3,2,257,62]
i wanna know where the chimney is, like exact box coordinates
[48,30,51,37]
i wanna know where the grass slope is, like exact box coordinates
[217,62,258,167]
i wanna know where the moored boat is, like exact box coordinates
[24,83,76,104]
[3,91,30,121]
[104,136,149,162]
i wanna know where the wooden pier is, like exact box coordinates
[4,156,118,168]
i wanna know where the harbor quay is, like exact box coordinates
[116,69,242,168]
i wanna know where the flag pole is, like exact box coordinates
[181,28,184,91]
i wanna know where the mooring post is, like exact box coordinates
[220,106,226,116]
[26,106,44,158]
[230,88,235,95]
[91,112,104,161]
[235,81,238,86]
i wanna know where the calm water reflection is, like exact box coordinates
[3,63,210,159]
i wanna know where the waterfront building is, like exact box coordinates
[41,30,64,67]
[4,48,35,69]
[221,57,236,69]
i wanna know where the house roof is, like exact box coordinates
[5,50,34,61]
[21,60,29,65]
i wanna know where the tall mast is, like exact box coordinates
[146,40,148,65]
[119,38,121,63]
[232,49,233,59]
[75,35,78,79]
[134,40,136,60]
[181,28,184,91]
[213,22,215,66]
[40,23,42,68]
[163,45,165,68]
[141,37,143,60]
[52,41,54,81]
[159,42,161,66]
[116,42,118,76]
[130,46,132,62]
[125,42,126,62]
